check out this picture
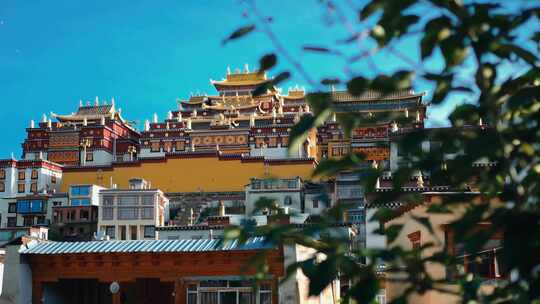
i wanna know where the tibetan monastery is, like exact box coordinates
[19,67,426,194]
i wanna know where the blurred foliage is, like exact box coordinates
[223,0,540,303]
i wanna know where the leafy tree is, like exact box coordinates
[224,1,540,303]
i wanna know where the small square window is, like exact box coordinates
[18,183,25,193]
[18,171,25,180]
[8,203,17,213]
[31,170,38,180]
[144,226,155,238]
[7,217,16,227]
[150,142,160,152]
[30,182,38,193]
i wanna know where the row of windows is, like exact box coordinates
[102,195,154,206]
[186,282,272,304]
[0,169,40,181]
[17,200,45,213]
[2,216,45,227]
[251,179,299,190]
[102,207,154,220]
[71,198,91,206]
[103,225,155,239]
[0,182,40,193]
[70,185,91,196]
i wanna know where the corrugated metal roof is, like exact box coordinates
[20,237,272,255]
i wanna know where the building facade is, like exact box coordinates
[22,99,139,166]
[51,184,104,241]
[98,178,169,240]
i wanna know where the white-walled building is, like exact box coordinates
[98,178,169,240]
[0,158,63,229]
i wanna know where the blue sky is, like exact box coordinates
[1,0,521,158]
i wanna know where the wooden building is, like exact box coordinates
[20,238,283,304]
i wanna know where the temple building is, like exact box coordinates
[317,90,426,170]
[21,98,140,166]
[139,67,315,161]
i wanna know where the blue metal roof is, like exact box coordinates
[20,237,272,255]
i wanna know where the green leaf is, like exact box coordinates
[222,25,256,45]
[312,153,365,178]
[347,76,369,96]
[252,71,290,96]
[320,78,341,85]
[411,215,435,236]
[303,45,338,55]
[492,43,539,66]
[420,16,452,59]
[258,53,277,72]
[288,110,330,155]
[359,1,383,20]
[440,35,468,67]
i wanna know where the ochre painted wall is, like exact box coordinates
[61,157,315,193]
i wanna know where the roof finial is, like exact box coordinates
[250,113,255,127]
[167,111,173,120]
[417,171,424,188]
[244,63,249,73]
[42,114,47,123]
[227,66,231,75]
[153,113,158,124]
[79,100,83,107]
[144,119,150,131]
[95,96,99,106]
[30,120,35,128]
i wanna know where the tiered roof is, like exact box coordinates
[50,99,130,125]
[211,70,269,89]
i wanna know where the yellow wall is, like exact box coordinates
[61,157,315,193]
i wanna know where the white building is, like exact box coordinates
[98,178,169,240]
[0,158,63,228]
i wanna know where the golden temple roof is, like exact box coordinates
[50,100,131,127]
[211,71,269,87]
